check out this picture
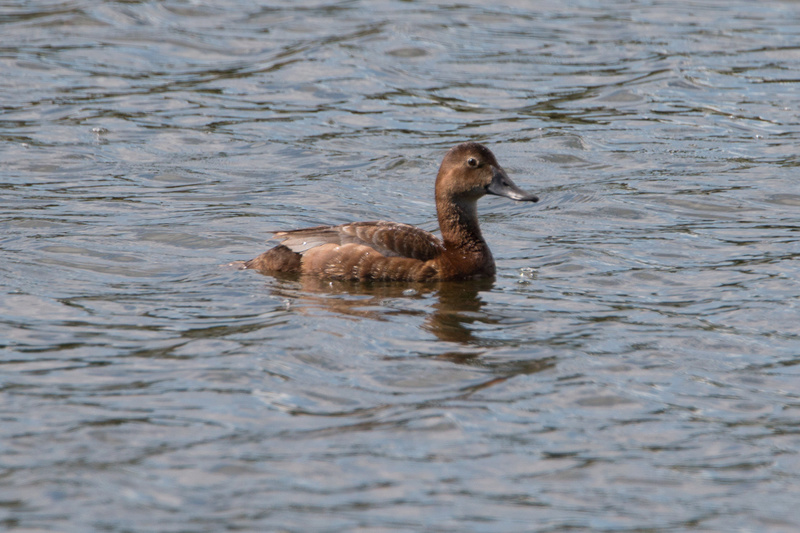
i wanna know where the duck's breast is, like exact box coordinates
[434,246,496,280]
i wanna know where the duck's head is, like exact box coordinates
[435,142,539,204]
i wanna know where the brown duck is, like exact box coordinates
[243,142,538,281]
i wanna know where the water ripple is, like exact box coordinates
[2,0,800,531]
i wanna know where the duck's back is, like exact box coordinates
[278,221,444,261]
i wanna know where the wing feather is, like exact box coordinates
[275,221,443,261]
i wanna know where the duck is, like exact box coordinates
[243,142,538,281]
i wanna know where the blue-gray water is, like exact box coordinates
[2,1,799,531]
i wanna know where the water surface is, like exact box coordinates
[2,1,800,531]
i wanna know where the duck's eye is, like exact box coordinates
[467,158,478,167]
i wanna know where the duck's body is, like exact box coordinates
[244,142,538,281]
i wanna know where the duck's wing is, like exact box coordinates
[275,220,444,261]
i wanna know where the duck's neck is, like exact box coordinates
[437,196,488,252]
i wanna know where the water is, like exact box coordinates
[2,1,800,531]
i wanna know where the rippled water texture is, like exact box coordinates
[2,1,800,531]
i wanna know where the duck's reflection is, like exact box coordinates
[263,273,555,380]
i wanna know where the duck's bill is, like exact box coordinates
[486,169,539,202]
